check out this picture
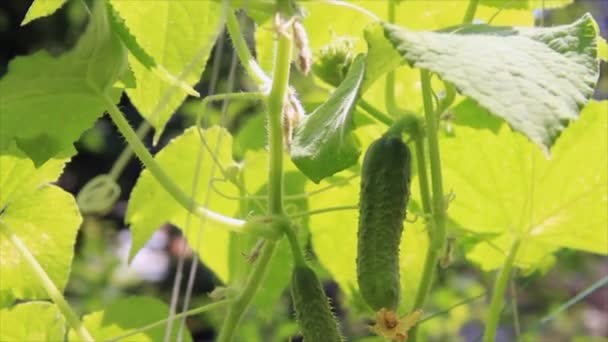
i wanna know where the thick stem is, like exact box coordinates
[410,124,435,321]
[0,221,94,342]
[215,241,278,342]
[384,0,401,115]
[103,96,245,230]
[284,226,306,267]
[408,69,447,342]
[226,10,271,88]
[483,239,521,342]
[420,69,447,251]
[216,15,293,342]
[266,28,292,215]
[462,0,480,24]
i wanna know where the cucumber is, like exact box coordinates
[357,133,412,311]
[291,265,343,342]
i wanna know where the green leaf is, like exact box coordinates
[0,0,128,165]
[69,296,192,342]
[126,126,238,282]
[21,0,68,25]
[362,22,403,92]
[480,0,574,9]
[109,1,223,143]
[599,36,608,62]
[442,101,608,271]
[291,54,366,183]
[0,185,82,307]
[383,14,599,154]
[0,143,73,209]
[107,4,199,97]
[0,302,65,341]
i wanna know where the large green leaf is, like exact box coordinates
[109,1,223,143]
[290,54,366,183]
[21,0,68,25]
[0,143,73,209]
[0,0,128,165]
[0,302,65,341]
[126,126,238,281]
[383,14,599,154]
[480,0,574,9]
[69,296,192,341]
[442,101,608,271]
[0,185,82,307]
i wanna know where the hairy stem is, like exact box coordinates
[0,221,94,342]
[109,121,151,180]
[409,69,448,342]
[103,96,245,230]
[226,10,271,88]
[483,239,521,342]
[216,14,294,341]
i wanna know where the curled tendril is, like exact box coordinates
[76,174,121,215]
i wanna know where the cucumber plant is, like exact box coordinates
[0,0,606,341]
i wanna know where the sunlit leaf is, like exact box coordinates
[21,0,68,25]
[0,185,82,307]
[0,302,65,341]
[109,1,223,143]
[383,14,599,154]
[0,143,73,209]
[69,296,192,342]
[480,0,574,9]
[0,0,128,165]
[127,126,238,282]
[443,101,608,270]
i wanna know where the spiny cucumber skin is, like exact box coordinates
[291,265,343,342]
[357,135,411,312]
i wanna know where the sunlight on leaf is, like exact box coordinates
[0,302,65,340]
[21,0,68,25]
[0,143,73,209]
[127,126,238,282]
[0,0,127,165]
[443,101,608,270]
[0,185,82,308]
[109,1,223,143]
[383,14,599,154]
[69,296,192,342]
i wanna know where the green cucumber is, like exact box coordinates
[291,265,343,342]
[357,133,412,311]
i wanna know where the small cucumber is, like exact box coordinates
[291,265,343,342]
[357,133,412,311]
